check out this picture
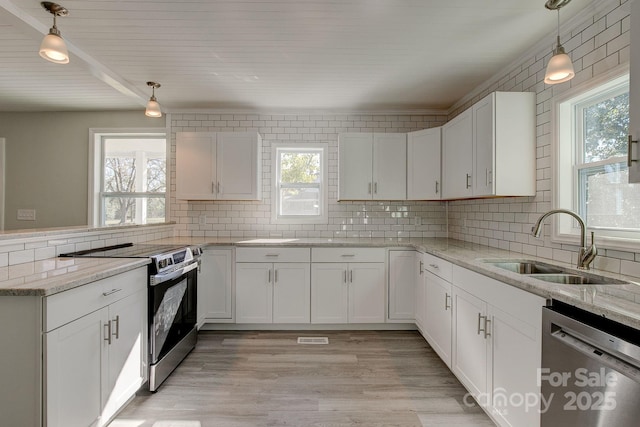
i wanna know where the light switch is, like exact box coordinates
[17,209,36,221]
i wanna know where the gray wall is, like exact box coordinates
[0,111,166,230]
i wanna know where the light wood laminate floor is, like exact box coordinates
[109,331,495,427]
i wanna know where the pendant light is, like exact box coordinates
[544,0,574,85]
[145,82,162,118]
[39,2,69,64]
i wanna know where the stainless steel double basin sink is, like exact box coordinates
[482,260,629,285]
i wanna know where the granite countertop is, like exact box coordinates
[0,257,150,296]
[151,236,640,329]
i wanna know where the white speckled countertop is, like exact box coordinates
[151,236,640,329]
[0,257,150,296]
[1,236,638,329]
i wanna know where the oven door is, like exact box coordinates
[149,262,198,365]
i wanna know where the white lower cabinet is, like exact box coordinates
[451,265,545,427]
[198,248,233,324]
[424,270,453,368]
[43,267,148,427]
[235,248,311,324]
[311,247,386,324]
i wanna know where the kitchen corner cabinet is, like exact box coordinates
[442,92,536,199]
[176,131,262,200]
[235,248,311,323]
[198,248,234,324]
[451,265,544,427]
[388,250,415,321]
[311,247,386,323]
[338,133,407,200]
[0,267,148,427]
[407,127,442,200]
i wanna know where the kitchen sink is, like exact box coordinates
[481,259,629,285]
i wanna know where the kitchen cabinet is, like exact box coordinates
[198,248,233,324]
[311,247,386,323]
[451,265,545,427]
[407,127,442,200]
[176,131,262,200]
[414,254,427,332]
[235,248,311,323]
[338,133,407,200]
[388,250,415,321]
[630,0,640,182]
[442,92,536,199]
[0,267,149,427]
[422,254,453,368]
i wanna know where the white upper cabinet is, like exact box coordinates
[176,132,262,200]
[630,1,640,182]
[408,127,442,200]
[339,133,407,200]
[442,109,473,199]
[442,92,536,199]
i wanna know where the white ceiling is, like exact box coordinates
[0,0,595,113]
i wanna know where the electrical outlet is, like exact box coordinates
[17,209,36,221]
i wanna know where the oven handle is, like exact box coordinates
[150,261,199,286]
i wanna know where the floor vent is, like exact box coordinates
[297,337,329,345]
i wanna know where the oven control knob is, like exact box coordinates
[158,258,170,269]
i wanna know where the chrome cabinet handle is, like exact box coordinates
[429,263,439,269]
[374,182,378,194]
[484,317,491,339]
[217,182,221,193]
[488,170,493,185]
[419,260,424,275]
[268,269,271,283]
[435,181,439,194]
[477,313,486,335]
[349,270,353,283]
[104,322,112,345]
[445,293,451,310]
[265,254,280,257]
[341,254,355,257]
[368,183,372,194]
[112,315,120,340]
[628,135,637,168]
[102,288,122,297]
[466,174,472,189]
[343,270,347,283]
[274,269,278,283]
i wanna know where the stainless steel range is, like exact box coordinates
[61,243,202,391]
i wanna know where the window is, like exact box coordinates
[89,130,167,227]
[272,143,328,224]
[555,69,640,248]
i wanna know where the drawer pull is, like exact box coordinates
[265,254,280,257]
[428,264,439,269]
[341,254,356,257]
[102,288,122,297]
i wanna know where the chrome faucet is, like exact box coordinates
[531,209,597,270]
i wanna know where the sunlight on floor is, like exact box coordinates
[109,420,201,427]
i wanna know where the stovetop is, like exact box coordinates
[59,243,194,259]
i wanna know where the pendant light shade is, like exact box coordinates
[145,82,162,118]
[39,2,69,64]
[544,0,574,85]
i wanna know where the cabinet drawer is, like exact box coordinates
[423,253,452,282]
[45,267,147,332]
[236,247,310,263]
[312,247,386,263]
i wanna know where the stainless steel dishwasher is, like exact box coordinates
[541,300,640,426]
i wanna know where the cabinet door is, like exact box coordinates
[631,1,640,182]
[176,132,216,200]
[414,255,427,331]
[103,289,147,423]
[273,263,311,323]
[236,263,273,323]
[473,94,495,197]
[442,110,473,199]
[388,251,415,321]
[372,133,407,200]
[489,305,541,427]
[407,128,441,200]
[348,263,385,323]
[424,271,453,368]
[311,263,348,323]
[199,249,233,322]
[338,133,373,200]
[451,286,488,401]
[217,132,261,200]
[46,308,107,427]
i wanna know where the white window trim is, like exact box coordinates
[271,142,329,225]
[88,128,169,227]
[551,63,640,251]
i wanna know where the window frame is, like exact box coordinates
[271,142,329,225]
[88,128,169,227]
[552,64,640,251]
